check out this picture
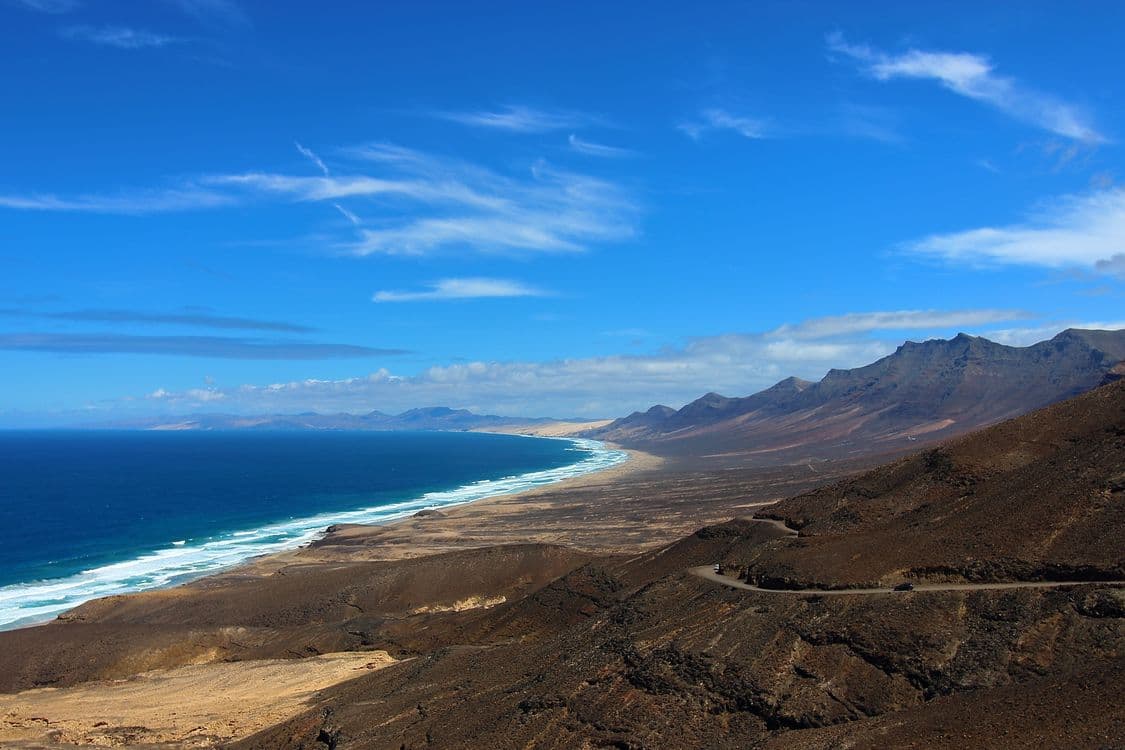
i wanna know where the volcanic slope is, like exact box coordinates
[233,381,1125,749]
[592,328,1125,463]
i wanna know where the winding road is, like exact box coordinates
[690,517,1125,596]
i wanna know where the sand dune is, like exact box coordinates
[0,651,395,748]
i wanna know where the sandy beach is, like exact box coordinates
[0,439,877,748]
[237,443,672,572]
[0,652,397,748]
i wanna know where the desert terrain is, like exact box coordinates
[0,380,1122,748]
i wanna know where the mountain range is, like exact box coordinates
[122,406,560,433]
[587,328,1125,461]
[119,329,1125,465]
[4,340,1124,747]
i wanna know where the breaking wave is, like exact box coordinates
[0,438,626,630]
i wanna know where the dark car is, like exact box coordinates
[893,582,915,592]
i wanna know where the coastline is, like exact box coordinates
[234,442,663,573]
[0,435,634,631]
[0,441,849,748]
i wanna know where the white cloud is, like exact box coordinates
[978,320,1125,347]
[568,134,633,158]
[294,141,329,176]
[438,105,595,133]
[206,172,508,211]
[827,32,1104,143]
[0,187,234,213]
[906,188,1125,271]
[184,388,225,401]
[60,25,180,49]
[333,203,361,225]
[0,144,638,257]
[153,387,224,402]
[126,307,1033,417]
[769,309,1032,339]
[372,278,548,303]
[345,162,636,256]
[679,108,770,140]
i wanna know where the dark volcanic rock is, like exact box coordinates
[739,379,1125,588]
[590,328,1125,462]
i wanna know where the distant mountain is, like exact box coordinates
[588,328,1125,461]
[119,407,563,433]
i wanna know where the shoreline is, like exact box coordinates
[209,441,662,576]
[0,436,638,632]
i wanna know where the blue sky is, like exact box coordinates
[2,0,1124,424]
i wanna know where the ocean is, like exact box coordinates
[0,430,626,629]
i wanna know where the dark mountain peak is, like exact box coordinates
[1053,328,1086,342]
[1050,328,1125,360]
[767,376,812,393]
[677,392,737,417]
[592,328,1125,459]
[646,404,676,417]
[897,332,983,349]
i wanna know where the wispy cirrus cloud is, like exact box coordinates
[294,141,330,176]
[906,187,1125,272]
[333,203,361,225]
[0,187,234,213]
[769,309,1032,340]
[372,278,548,303]
[60,25,181,49]
[567,134,634,158]
[0,141,638,257]
[123,307,1033,416]
[350,164,635,256]
[211,149,638,256]
[436,105,597,133]
[678,108,770,140]
[827,32,1105,144]
[204,172,506,211]
[0,307,315,333]
[293,142,363,225]
[0,333,404,360]
[148,387,226,402]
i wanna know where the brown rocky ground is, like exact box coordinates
[742,376,1125,588]
[0,544,591,693]
[0,652,396,748]
[1,382,1123,748]
[232,526,1124,749]
[229,381,1125,749]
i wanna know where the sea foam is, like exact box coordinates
[0,438,626,630]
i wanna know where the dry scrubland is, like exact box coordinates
[0,381,1122,748]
